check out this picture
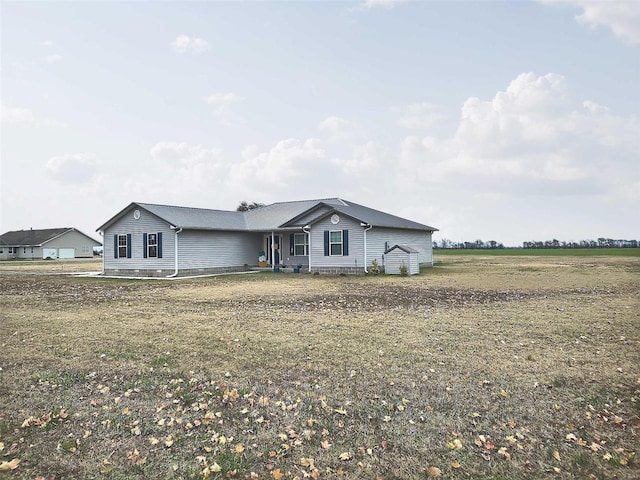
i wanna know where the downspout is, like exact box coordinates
[302,225,311,273]
[167,226,182,277]
[361,223,373,273]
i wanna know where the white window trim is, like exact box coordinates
[148,233,158,258]
[329,230,343,256]
[294,233,309,256]
[117,234,128,259]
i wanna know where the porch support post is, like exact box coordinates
[271,231,275,270]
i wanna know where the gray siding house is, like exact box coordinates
[0,228,101,260]
[97,198,438,277]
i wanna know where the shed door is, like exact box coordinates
[59,248,75,259]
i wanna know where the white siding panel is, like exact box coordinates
[294,206,332,227]
[103,207,175,272]
[178,231,262,269]
[366,228,433,268]
[310,216,365,269]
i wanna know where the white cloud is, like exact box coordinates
[395,102,448,129]
[542,0,640,44]
[230,138,327,188]
[45,54,63,64]
[396,72,640,201]
[332,141,392,176]
[46,153,100,184]
[1,104,34,123]
[41,40,54,47]
[150,141,224,187]
[1,103,67,127]
[171,34,211,54]
[319,116,361,142]
[353,0,408,11]
[204,93,245,115]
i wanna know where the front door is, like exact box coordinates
[266,235,281,266]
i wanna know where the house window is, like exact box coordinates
[329,230,343,256]
[118,234,128,258]
[148,233,158,258]
[293,233,308,256]
[143,232,162,259]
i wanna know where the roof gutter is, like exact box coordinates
[361,223,373,273]
[166,226,182,278]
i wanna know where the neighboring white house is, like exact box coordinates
[97,198,438,277]
[0,228,102,260]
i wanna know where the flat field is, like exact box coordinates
[0,256,638,479]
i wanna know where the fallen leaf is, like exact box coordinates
[338,452,352,461]
[235,443,244,454]
[426,466,441,477]
[321,440,331,450]
[271,469,284,479]
[0,459,21,471]
[553,450,560,461]
[447,438,463,450]
[211,462,222,472]
[451,460,461,468]
[334,408,347,415]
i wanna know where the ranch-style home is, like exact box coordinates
[0,227,101,260]
[97,198,438,277]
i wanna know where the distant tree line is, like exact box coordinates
[434,238,639,249]
[522,238,638,249]
[435,239,505,249]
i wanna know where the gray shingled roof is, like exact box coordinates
[136,203,248,230]
[0,228,86,246]
[321,199,437,231]
[243,198,345,231]
[385,244,420,254]
[99,198,437,233]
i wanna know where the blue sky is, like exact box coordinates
[1,0,638,246]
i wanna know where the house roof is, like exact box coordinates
[0,228,101,247]
[137,203,249,230]
[98,198,438,233]
[281,199,437,231]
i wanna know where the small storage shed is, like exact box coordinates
[384,244,420,275]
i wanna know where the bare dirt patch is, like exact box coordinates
[1,257,638,479]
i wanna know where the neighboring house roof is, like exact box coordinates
[98,198,438,233]
[0,228,101,247]
[385,244,420,254]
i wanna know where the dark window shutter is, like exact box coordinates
[324,230,329,256]
[143,233,148,258]
[290,234,295,255]
[113,234,118,259]
[126,233,132,258]
[343,229,349,256]
[157,232,163,258]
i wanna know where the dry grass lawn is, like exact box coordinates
[0,255,638,479]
